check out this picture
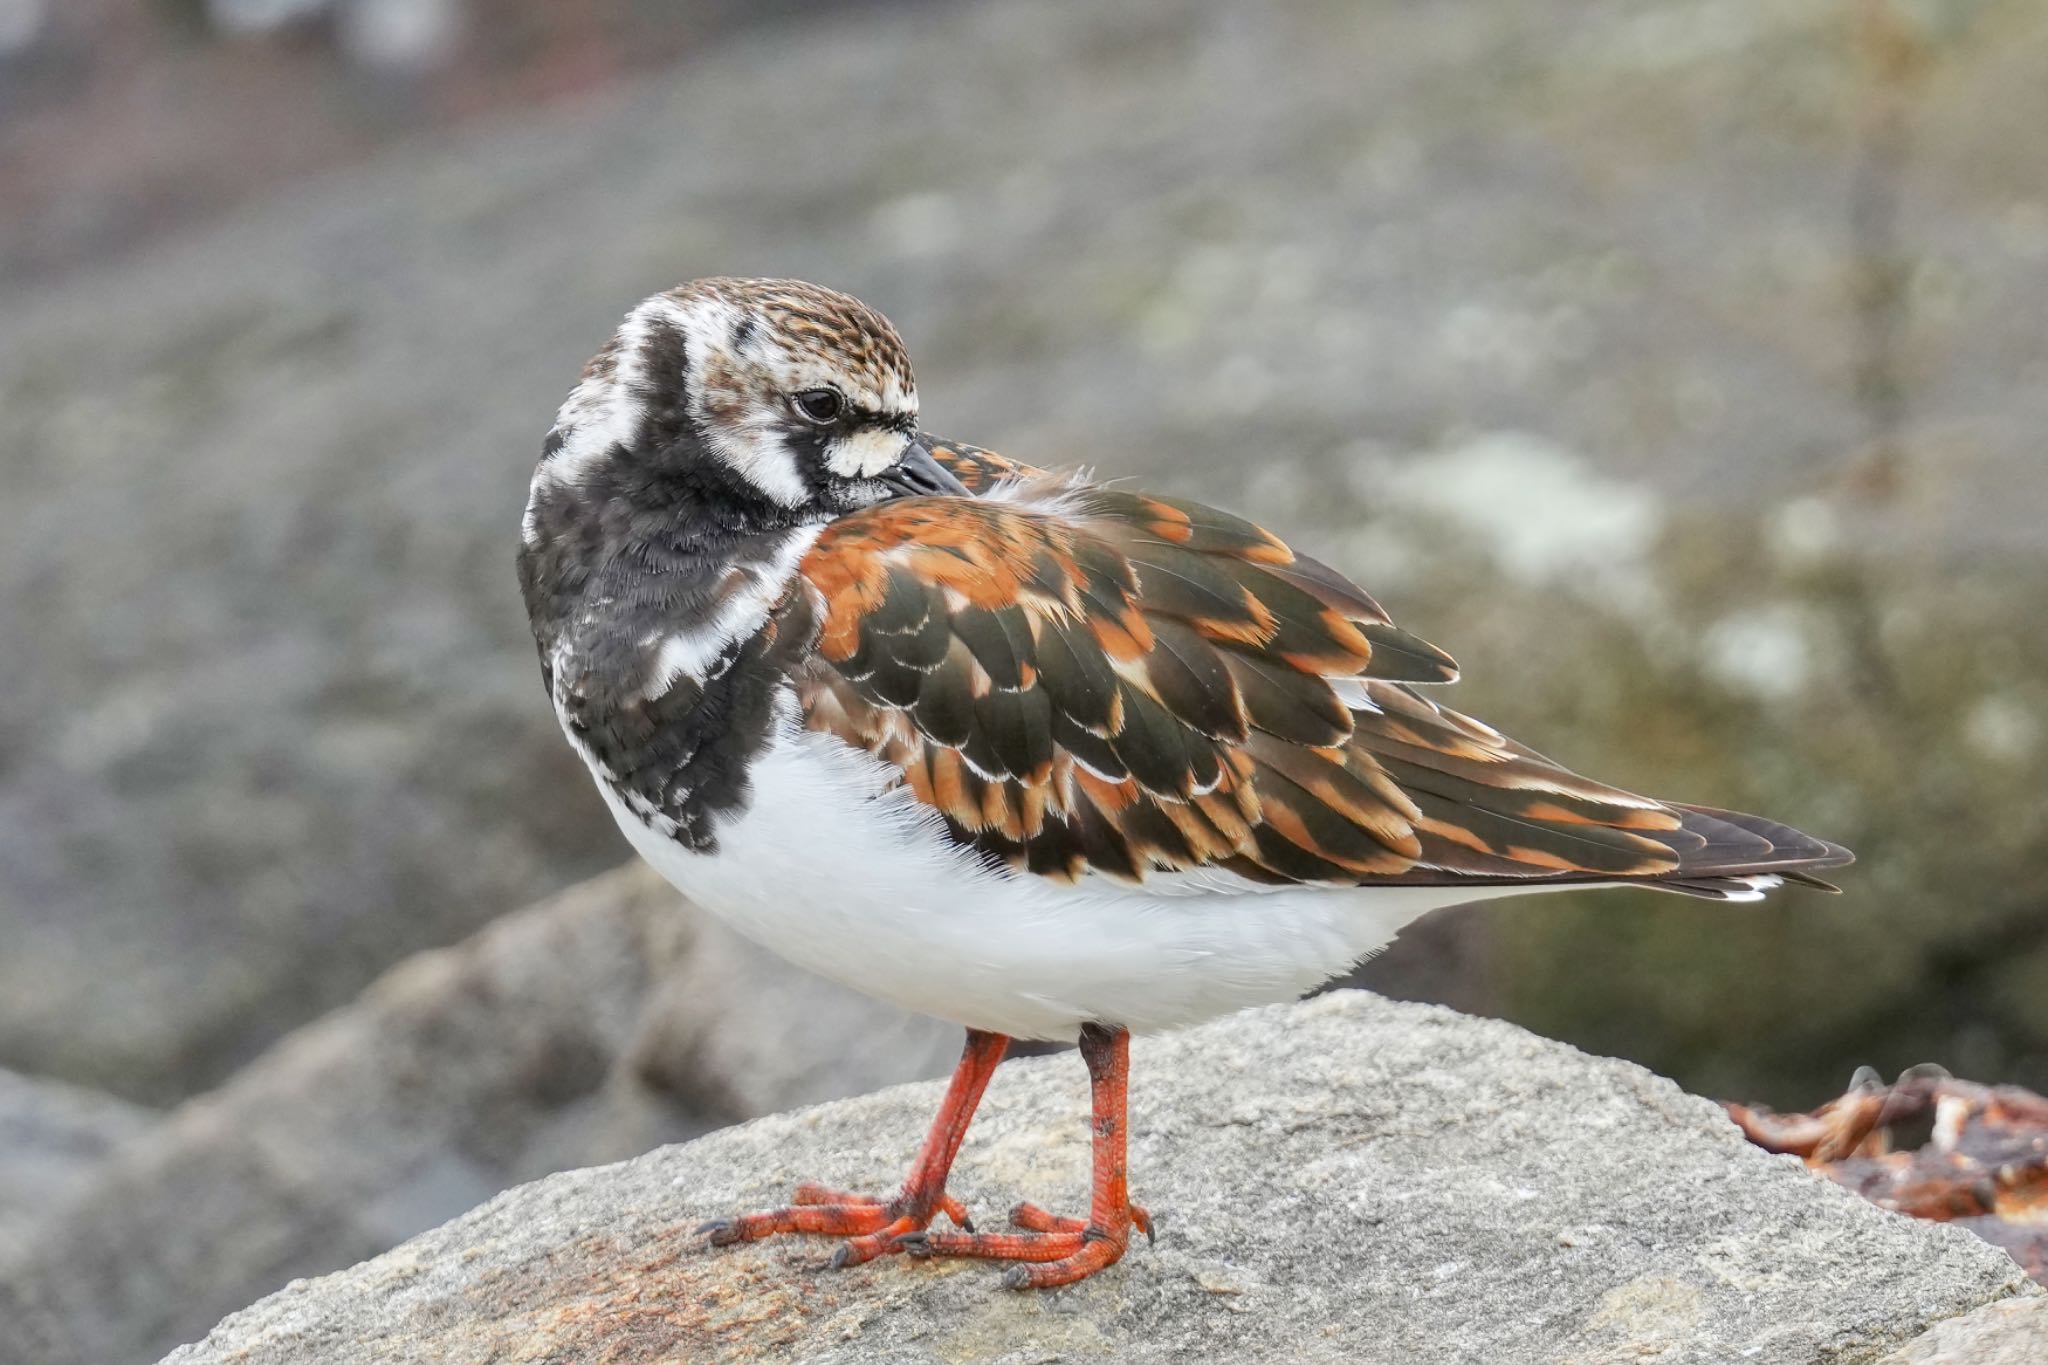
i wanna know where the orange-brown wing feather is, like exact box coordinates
[792,469,1849,893]
[925,440,1041,494]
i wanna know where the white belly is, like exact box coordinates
[593,722,1535,1040]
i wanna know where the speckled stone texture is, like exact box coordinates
[160,993,2034,1365]
[1878,1297,2048,1364]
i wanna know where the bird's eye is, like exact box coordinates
[792,388,844,425]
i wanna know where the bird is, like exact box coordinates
[516,277,1852,1290]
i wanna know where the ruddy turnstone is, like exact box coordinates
[517,278,1852,1289]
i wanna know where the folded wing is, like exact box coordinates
[791,452,1850,900]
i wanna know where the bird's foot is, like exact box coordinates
[695,1181,975,1269]
[898,1198,1154,1289]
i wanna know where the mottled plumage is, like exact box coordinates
[793,463,1842,898]
[517,277,1851,1290]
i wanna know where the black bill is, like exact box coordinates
[879,437,972,499]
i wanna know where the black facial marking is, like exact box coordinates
[632,314,693,456]
[779,422,840,491]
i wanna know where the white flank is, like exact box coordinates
[586,708,1593,1040]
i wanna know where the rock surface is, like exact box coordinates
[1879,1297,2048,1364]
[0,865,958,1365]
[5,0,2046,1110]
[160,994,2034,1365]
[0,1070,156,1259]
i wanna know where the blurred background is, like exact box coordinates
[1,0,2044,1360]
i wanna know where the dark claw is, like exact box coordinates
[894,1230,932,1259]
[957,1214,975,1234]
[827,1243,855,1270]
[1001,1265,1033,1291]
[695,1219,737,1245]
[1144,1213,1159,1247]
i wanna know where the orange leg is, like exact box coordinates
[697,1028,1008,1267]
[902,1023,1150,1289]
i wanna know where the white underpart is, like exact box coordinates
[639,528,822,699]
[586,707,1599,1040]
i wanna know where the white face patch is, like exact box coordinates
[703,421,812,508]
[825,426,913,480]
[651,295,810,509]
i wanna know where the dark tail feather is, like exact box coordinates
[1643,803,1853,901]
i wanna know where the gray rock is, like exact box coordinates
[1882,1297,2048,1364]
[0,865,958,1365]
[626,908,964,1123]
[0,1070,157,1256]
[160,994,2035,1365]
[6,0,2047,1111]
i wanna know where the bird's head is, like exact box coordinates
[526,277,965,538]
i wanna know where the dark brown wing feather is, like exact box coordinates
[794,459,1851,899]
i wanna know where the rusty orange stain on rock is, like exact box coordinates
[442,1223,871,1361]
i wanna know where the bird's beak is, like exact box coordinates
[878,435,971,499]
